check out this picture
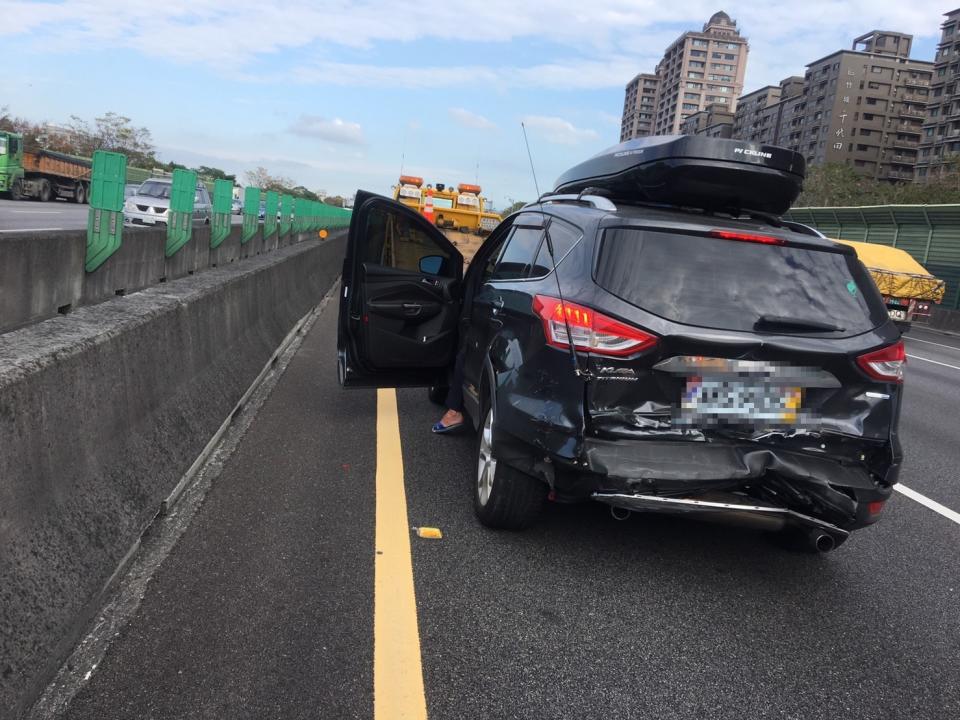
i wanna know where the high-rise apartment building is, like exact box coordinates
[732,77,804,145]
[732,31,932,181]
[619,73,660,141]
[796,31,931,181]
[916,9,960,181]
[679,103,735,137]
[619,11,749,141]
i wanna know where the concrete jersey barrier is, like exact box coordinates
[0,231,346,718]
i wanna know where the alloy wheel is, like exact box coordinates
[477,409,496,506]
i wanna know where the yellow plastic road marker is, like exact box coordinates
[415,527,443,540]
[375,388,429,719]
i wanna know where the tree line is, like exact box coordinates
[795,162,960,207]
[0,107,345,205]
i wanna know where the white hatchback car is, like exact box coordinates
[123,178,212,227]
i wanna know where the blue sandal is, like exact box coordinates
[432,421,465,434]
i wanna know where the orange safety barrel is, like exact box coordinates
[422,187,435,223]
[399,175,423,187]
[458,183,482,194]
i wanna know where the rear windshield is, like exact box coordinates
[595,228,887,335]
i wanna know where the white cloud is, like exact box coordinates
[289,115,365,146]
[4,2,948,90]
[522,116,598,145]
[448,107,497,130]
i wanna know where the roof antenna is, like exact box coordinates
[541,217,587,378]
[522,122,588,380]
[521,122,541,198]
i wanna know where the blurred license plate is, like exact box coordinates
[682,378,801,425]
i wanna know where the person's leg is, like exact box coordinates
[433,348,466,433]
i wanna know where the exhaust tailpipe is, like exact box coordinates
[807,529,836,553]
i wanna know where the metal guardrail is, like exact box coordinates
[86,150,351,270]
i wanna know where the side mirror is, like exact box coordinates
[419,255,444,275]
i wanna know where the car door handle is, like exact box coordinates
[402,303,422,317]
[491,296,504,315]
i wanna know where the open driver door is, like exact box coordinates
[338,190,464,387]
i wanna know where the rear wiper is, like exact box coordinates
[754,314,845,333]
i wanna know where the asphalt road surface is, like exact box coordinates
[0,198,89,232]
[39,307,960,719]
[0,199,242,232]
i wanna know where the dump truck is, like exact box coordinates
[0,130,91,203]
[833,238,945,329]
[391,177,501,236]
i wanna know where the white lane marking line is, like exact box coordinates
[905,336,960,351]
[0,227,65,233]
[896,483,960,526]
[906,353,960,371]
[10,210,63,214]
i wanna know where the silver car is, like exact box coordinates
[123,178,212,227]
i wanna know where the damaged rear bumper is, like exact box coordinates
[579,437,895,531]
[593,491,849,550]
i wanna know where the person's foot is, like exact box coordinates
[432,409,464,434]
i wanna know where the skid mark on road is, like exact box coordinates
[375,388,428,720]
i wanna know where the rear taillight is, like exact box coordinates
[532,295,658,357]
[856,340,905,383]
[708,229,785,245]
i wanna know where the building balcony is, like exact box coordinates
[898,107,926,118]
[889,152,918,163]
[891,138,920,149]
[897,125,923,136]
[879,169,914,180]
[904,77,931,87]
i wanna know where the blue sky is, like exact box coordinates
[1,1,947,209]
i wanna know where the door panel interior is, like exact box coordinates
[360,263,460,368]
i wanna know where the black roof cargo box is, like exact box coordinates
[552,136,806,215]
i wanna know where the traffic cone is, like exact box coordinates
[422,188,435,224]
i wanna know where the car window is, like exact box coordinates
[490,227,543,281]
[594,228,888,335]
[529,218,582,277]
[362,204,454,276]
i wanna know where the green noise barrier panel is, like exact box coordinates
[264,191,279,239]
[242,186,260,244]
[86,150,127,272]
[279,194,293,236]
[297,198,309,234]
[166,168,198,257]
[210,179,233,249]
[785,204,960,310]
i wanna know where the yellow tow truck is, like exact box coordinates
[392,176,500,236]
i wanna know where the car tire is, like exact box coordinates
[74,182,86,204]
[428,384,448,405]
[473,404,545,530]
[11,178,23,201]
[38,179,52,202]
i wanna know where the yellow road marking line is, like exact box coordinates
[375,388,428,719]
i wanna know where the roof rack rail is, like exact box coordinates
[532,193,617,212]
[781,219,825,238]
